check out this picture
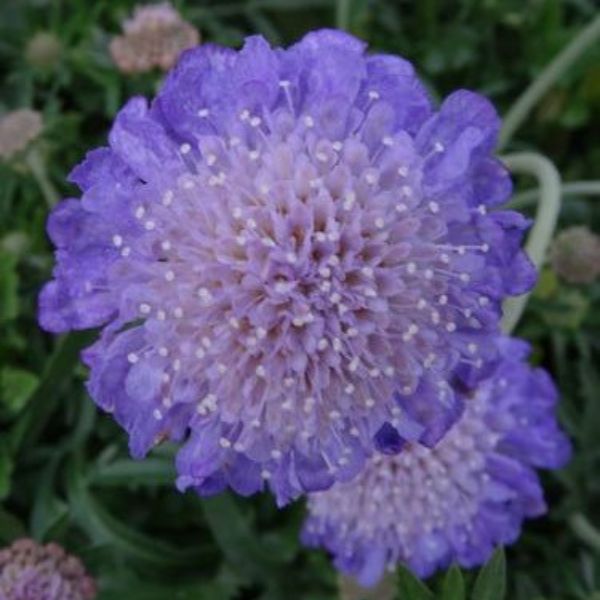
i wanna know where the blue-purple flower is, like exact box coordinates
[0,539,96,600]
[39,30,535,504]
[302,338,571,586]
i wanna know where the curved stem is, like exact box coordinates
[501,152,561,334]
[509,180,600,209]
[25,147,59,208]
[336,0,351,31]
[499,14,600,150]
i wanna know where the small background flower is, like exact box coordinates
[0,539,96,600]
[549,226,600,285]
[110,2,200,74]
[25,32,62,72]
[0,110,43,162]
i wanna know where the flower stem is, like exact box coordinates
[336,0,351,31]
[499,14,600,150]
[25,147,60,209]
[501,152,561,334]
[339,573,396,600]
[569,513,600,552]
[509,180,600,209]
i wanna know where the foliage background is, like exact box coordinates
[0,0,599,598]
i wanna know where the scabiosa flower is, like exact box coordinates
[39,30,535,504]
[303,338,571,586]
[0,538,96,600]
[549,226,600,285]
[110,2,200,74]
[0,110,43,161]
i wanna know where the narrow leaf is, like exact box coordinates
[471,548,506,600]
[201,494,288,582]
[0,250,18,322]
[0,438,14,500]
[91,458,176,486]
[30,459,69,541]
[441,564,466,600]
[67,457,215,568]
[9,331,96,451]
[397,564,434,600]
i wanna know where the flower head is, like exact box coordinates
[0,110,43,161]
[40,30,534,504]
[303,338,571,586]
[549,226,600,285]
[25,32,62,71]
[0,538,96,600]
[110,2,199,74]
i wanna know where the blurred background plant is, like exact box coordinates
[0,0,598,598]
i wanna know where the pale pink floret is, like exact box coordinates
[110,2,199,74]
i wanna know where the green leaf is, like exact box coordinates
[90,458,176,486]
[30,459,69,541]
[9,330,96,452]
[0,250,18,322]
[201,494,289,583]
[0,367,39,416]
[0,439,14,500]
[397,564,434,599]
[471,548,506,600]
[441,565,466,600]
[97,575,240,600]
[67,456,216,568]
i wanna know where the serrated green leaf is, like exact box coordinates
[441,564,466,600]
[67,456,216,568]
[397,564,434,599]
[471,548,506,600]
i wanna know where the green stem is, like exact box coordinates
[25,147,60,208]
[336,0,351,31]
[499,14,600,149]
[501,152,561,334]
[509,180,600,209]
[569,513,600,552]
